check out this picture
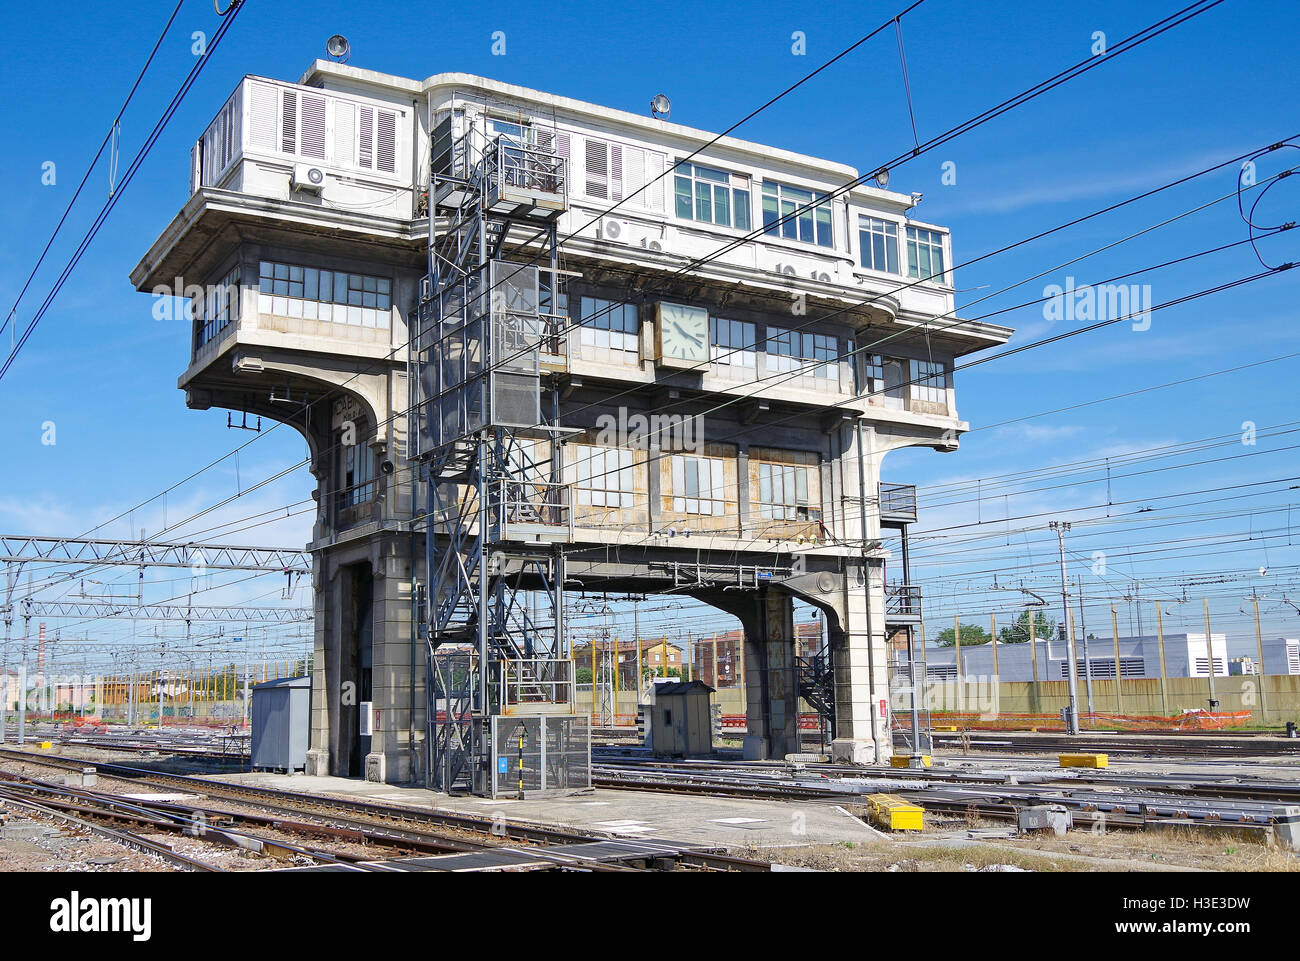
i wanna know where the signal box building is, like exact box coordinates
[132,60,1010,786]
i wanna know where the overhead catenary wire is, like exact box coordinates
[61,0,1235,543]
[0,0,187,345]
[10,5,1268,652]
[0,0,248,380]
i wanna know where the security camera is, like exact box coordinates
[381,460,395,474]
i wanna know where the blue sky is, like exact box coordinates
[1,0,1298,669]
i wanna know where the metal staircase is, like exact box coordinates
[411,114,586,795]
[796,654,836,741]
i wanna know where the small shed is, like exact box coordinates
[250,675,311,773]
[649,680,714,757]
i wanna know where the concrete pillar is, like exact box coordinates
[742,590,799,760]
[700,588,798,760]
[364,536,418,784]
[305,532,421,784]
[828,558,891,764]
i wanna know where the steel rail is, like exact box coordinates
[0,749,769,872]
[0,790,223,872]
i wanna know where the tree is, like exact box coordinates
[935,623,991,647]
[998,609,1056,645]
[575,667,593,685]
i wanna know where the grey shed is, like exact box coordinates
[251,675,311,773]
[650,680,715,757]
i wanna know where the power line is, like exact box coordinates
[0,0,247,380]
[81,0,1230,534]
[0,0,186,344]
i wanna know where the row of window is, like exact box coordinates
[478,119,950,278]
[651,156,945,274]
[859,217,946,281]
[195,267,240,348]
[579,296,841,379]
[861,354,947,404]
[567,445,817,521]
[574,295,951,399]
[670,164,948,279]
[257,260,393,329]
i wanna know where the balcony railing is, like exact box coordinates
[879,482,917,525]
[884,583,922,622]
[490,478,572,543]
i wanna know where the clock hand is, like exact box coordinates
[672,322,703,347]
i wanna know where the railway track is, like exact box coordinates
[0,748,768,872]
[930,732,1300,758]
[588,753,1300,840]
[0,787,224,872]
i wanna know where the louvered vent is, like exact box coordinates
[334,100,355,167]
[376,110,397,173]
[609,144,623,202]
[281,89,297,153]
[299,94,327,159]
[358,105,374,168]
[585,138,608,199]
[248,82,277,150]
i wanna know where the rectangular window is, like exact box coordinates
[858,216,900,273]
[577,297,638,354]
[257,260,392,328]
[338,438,376,509]
[766,327,839,379]
[709,317,757,368]
[489,119,527,140]
[673,163,751,230]
[570,445,635,508]
[906,226,947,282]
[196,266,240,349]
[757,463,813,521]
[761,181,833,248]
[860,353,884,394]
[670,455,726,516]
[910,358,946,404]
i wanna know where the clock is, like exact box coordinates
[656,302,709,368]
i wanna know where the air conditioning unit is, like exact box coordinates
[640,237,665,252]
[599,218,630,243]
[291,164,326,193]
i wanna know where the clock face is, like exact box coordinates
[658,302,709,366]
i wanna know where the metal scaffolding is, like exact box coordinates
[411,111,587,795]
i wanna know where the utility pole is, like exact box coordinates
[1,564,12,744]
[1050,522,1081,734]
[1251,592,1268,723]
[1203,597,1218,710]
[632,597,640,700]
[1077,575,1094,718]
[1110,605,1124,715]
[19,583,31,744]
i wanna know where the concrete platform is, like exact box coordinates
[201,771,877,849]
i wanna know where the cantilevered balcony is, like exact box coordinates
[884,583,922,626]
[879,482,917,527]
